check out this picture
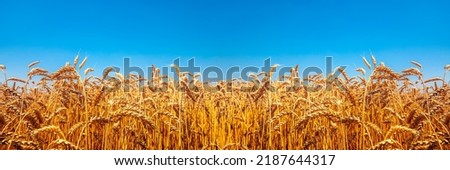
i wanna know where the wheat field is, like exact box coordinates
[0,56,449,150]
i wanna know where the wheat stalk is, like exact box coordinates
[28,61,40,68]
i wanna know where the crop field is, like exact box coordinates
[0,56,449,150]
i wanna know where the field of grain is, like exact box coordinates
[1,56,449,150]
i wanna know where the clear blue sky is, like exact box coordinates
[1,0,449,79]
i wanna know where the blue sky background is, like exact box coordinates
[1,0,449,80]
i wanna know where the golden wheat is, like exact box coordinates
[0,56,449,150]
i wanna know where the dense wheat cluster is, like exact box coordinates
[1,56,449,150]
